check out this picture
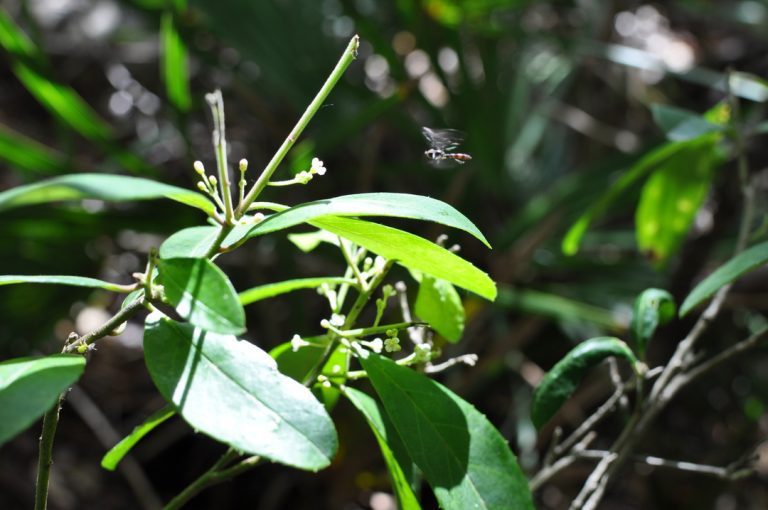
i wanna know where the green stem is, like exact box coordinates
[236,35,359,216]
[327,321,426,338]
[34,394,64,510]
[63,297,147,353]
[206,90,235,223]
[303,259,394,386]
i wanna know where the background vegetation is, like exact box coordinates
[1,0,766,508]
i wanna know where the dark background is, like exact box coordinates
[1,0,767,508]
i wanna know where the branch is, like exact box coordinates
[236,35,359,216]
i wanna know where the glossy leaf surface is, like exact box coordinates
[0,355,86,446]
[531,337,638,429]
[343,387,421,510]
[143,314,337,470]
[0,174,215,215]
[414,273,465,343]
[157,257,245,334]
[360,353,533,510]
[312,216,496,300]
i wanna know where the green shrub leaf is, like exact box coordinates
[414,273,465,343]
[630,288,675,359]
[312,216,496,300]
[101,405,176,471]
[0,274,127,292]
[360,353,533,510]
[635,138,722,264]
[161,11,191,112]
[157,257,245,334]
[223,193,491,248]
[343,387,422,510]
[680,241,768,316]
[143,314,338,470]
[531,337,638,429]
[240,277,353,305]
[159,226,220,259]
[651,104,725,141]
[0,174,215,215]
[0,355,86,446]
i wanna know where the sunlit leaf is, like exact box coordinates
[636,138,722,264]
[0,355,86,446]
[157,257,245,334]
[161,11,191,111]
[312,216,496,300]
[224,193,491,249]
[101,405,176,471]
[239,277,353,305]
[0,274,128,293]
[143,314,337,470]
[414,273,465,343]
[0,174,215,215]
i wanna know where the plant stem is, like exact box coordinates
[34,394,64,510]
[303,259,394,386]
[206,90,235,223]
[63,297,147,353]
[236,35,359,216]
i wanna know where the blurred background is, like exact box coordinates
[1,0,767,508]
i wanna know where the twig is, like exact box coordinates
[205,90,235,223]
[236,35,359,216]
[424,354,478,374]
[63,297,146,353]
[554,385,625,458]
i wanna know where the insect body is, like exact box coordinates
[421,126,472,165]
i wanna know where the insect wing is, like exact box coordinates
[421,126,465,151]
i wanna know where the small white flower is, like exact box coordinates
[384,336,401,353]
[414,343,432,362]
[330,313,346,327]
[366,337,383,354]
[239,158,248,172]
[291,334,309,352]
[193,160,205,175]
[310,157,326,176]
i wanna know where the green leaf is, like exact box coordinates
[0,10,112,142]
[360,353,533,510]
[0,354,86,446]
[0,174,215,215]
[157,257,245,334]
[287,230,339,252]
[159,226,220,259]
[161,11,191,112]
[342,387,422,510]
[496,286,620,330]
[414,273,465,343]
[636,139,721,264]
[531,337,639,429]
[651,104,725,141]
[0,274,128,292]
[311,216,496,301]
[239,277,353,305]
[0,123,68,175]
[101,405,175,471]
[143,314,337,470]
[562,140,690,256]
[680,241,768,316]
[630,288,675,359]
[223,193,491,249]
